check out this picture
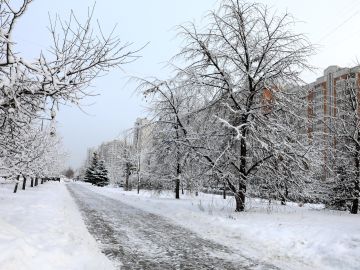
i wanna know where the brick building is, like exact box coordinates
[307,65,360,177]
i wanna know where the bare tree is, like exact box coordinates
[0,0,140,181]
[171,0,314,211]
[327,73,360,214]
[0,0,139,137]
[138,77,204,199]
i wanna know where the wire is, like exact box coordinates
[318,9,360,42]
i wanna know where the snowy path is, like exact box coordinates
[67,184,278,270]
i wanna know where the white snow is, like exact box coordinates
[0,181,115,270]
[2,180,358,270]
[83,183,360,270]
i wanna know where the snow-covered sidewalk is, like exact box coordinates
[84,183,360,270]
[0,181,114,270]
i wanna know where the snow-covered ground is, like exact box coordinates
[83,183,360,270]
[1,180,358,270]
[0,181,114,270]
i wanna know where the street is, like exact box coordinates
[67,184,278,270]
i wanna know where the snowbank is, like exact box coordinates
[0,182,114,270]
[84,183,360,270]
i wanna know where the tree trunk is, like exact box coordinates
[175,178,180,199]
[22,176,27,190]
[137,158,141,194]
[13,175,20,193]
[137,172,140,194]
[235,191,245,212]
[236,118,247,211]
[174,123,181,200]
[41,178,44,184]
[351,179,359,214]
[351,131,360,214]
[30,178,34,187]
[125,163,130,191]
[175,163,181,199]
[351,198,359,214]
[281,183,288,205]
[13,183,18,193]
[35,177,38,186]
[223,182,227,199]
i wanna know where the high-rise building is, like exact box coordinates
[132,118,153,182]
[97,140,125,185]
[307,65,360,177]
[133,118,151,150]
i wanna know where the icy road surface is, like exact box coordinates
[67,184,278,270]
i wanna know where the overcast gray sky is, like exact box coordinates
[13,0,360,168]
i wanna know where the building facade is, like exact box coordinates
[307,65,360,177]
[133,118,152,150]
[97,139,125,185]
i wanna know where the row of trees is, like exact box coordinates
[324,75,360,213]
[72,0,358,214]
[133,0,316,213]
[0,0,138,184]
[121,0,358,214]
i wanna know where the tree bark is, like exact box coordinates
[22,176,27,190]
[351,179,359,214]
[35,177,38,186]
[137,158,141,194]
[235,190,246,212]
[30,177,34,187]
[236,115,248,211]
[175,178,180,199]
[223,182,227,199]
[13,175,20,193]
[352,133,360,214]
[175,163,181,199]
[235,162,247,211]
[13,183,18,193]
[137,173,140,194]
[281,183,289,205]
[351,197,359,214]
[125,162,130,191]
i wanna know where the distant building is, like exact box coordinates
[133,118,152,150]
[132,118,154,183]
[97,140,125,185]
[84,147,96,170]
[80,118,154,185]
[307,65,360,177]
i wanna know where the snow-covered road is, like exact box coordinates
[67,184,278,270]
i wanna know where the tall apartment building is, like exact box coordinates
[133,118,152,150]
[80,118,154,185]
[307,65,360,177]
[132,117,154,182]
[97,139,125,185]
